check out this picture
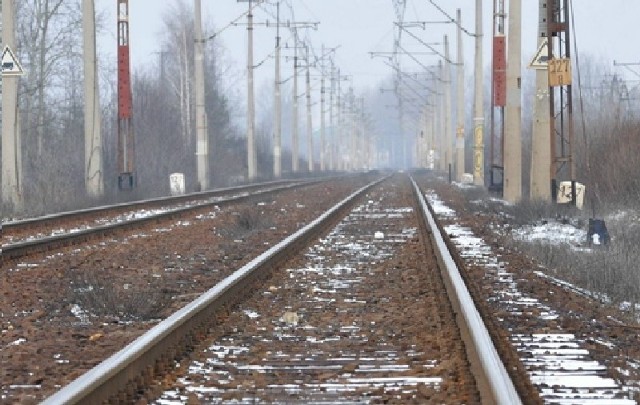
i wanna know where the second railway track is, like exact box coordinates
[2,178,327,262]
[42,174,533,404]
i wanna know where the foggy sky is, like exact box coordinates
[96,0,640,92]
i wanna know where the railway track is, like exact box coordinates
[42,175,529,404]
[415,174,640,404]
[2,178,324,262]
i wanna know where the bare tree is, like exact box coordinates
[160,1,195,147]
[18,0,82,156]
[12,0,86,214]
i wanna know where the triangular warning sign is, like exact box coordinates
[528,39,549,70]
[2,45,24,76]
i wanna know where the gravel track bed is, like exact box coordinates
[2,187,282,246]
[0,177,373,404]
[150,176,479,404]
[415,173,640,404]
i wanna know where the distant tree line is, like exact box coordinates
[2,0,249,216]
[2,0,639,216]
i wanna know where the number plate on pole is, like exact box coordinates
[548,58,572,87]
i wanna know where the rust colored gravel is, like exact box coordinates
[415,172,640,403]
[0,177,373,404]
[150,176,480,404]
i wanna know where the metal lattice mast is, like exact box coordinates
[117,0,135,189]
[547,0,576,205]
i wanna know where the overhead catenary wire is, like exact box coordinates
[383,60,434,103]
[396,43,447,81]
[569,0,591,196]
[399,24,457,65]
[203,0,266,42]
[426,0,477,37]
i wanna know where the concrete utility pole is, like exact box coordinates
[264,7,317,178]
[244,0,257,180]
[443,35,453,178]
[328,64,335,171]
[437,60,445,171]
[273,2,282,178]
[354,97,362,170]
[320,60,326,171]
[291,30,299,172]
[359,97,366,170]
[194,0,209,190]
[335,70,343,170]
[82,0,104,197]
[1,0,23,210]
[349,89,357,171]
[455,9,465,181]
[530,0,551,200]
[305,45,313,172]
[315,45,337,172]
[473,0,485,186]
[345,94,352,169]
[503,0,522,203]
[429,98,437,169]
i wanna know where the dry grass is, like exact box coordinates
[63,268,172,322]
[458,184,640,314]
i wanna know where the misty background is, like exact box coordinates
[1,0,639,216]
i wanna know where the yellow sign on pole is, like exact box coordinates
[548,58,572,87]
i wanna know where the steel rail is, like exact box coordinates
[2,179,322,261]
[3,179,301,232]
[410,177,522,405]
[41,176,386,405]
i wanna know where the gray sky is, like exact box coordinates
[96,0,640,92]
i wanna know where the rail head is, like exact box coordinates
[2,179,301,230]
[411,177,522,405]
[41,175,387,405]
[1,179,327,261]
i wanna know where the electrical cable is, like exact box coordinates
[203,0,266,42]
[569,0,591,187]
[426,0,477,37]
[400,25,456,65]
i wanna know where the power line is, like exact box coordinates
[202,0,266,42]
[426,0,477,37]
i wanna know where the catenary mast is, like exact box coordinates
[2,0,23,209]
[83,0,104,197]
[117,0,135,189]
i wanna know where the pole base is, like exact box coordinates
[118,172,136,190]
